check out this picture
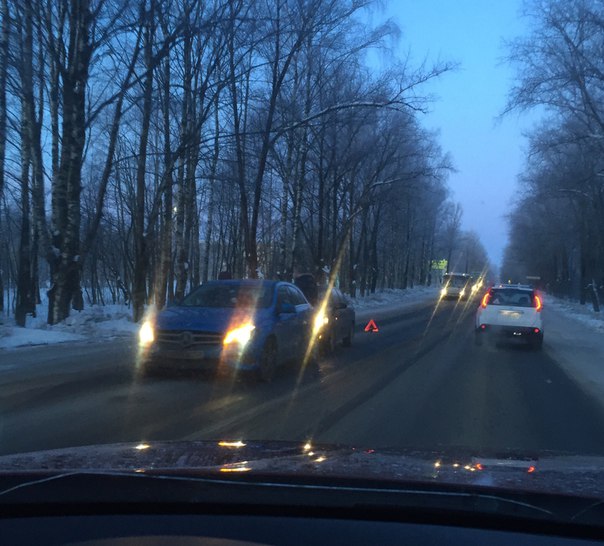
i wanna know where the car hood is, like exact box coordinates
[2,441,604,499]
[156,306,267,332]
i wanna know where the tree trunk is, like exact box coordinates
[202,98,220,283]
[156,51,174,307]
[16,119,32,327]
[47,0,92,324]
[0,0,8,206]
[0,0,8,314]
[132,0,154,323]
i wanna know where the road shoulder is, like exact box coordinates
[545,302,604,413]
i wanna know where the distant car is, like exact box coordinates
[314,287,355,354]
[440,273,473,300]
[475,285,543,350]
[139,280,318,381]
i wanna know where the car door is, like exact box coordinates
[333,288,353,340]
[328,289,343,340]
[273,285,301,361]
[288,285,313,354]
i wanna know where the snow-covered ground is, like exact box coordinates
[351,286,442,325]
[546,295,604,332]
[543,294,604,412]
[350,286,439,313]
[0,303,139,350]
[0,328,85,350]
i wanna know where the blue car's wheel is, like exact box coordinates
[257,338,278,382]
[139,357,164,378]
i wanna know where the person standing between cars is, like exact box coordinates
[294,273,318,306]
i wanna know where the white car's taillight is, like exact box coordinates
[534,295,542,312]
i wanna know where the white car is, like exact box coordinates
[475,285,543,350]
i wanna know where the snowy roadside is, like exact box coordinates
[545,296,604,332]
[543,295,604,412]
[0,287,439,351]
[351,286,439,324]
[351,286,438,316]
[0,304,139,351]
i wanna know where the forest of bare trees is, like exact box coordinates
[0,0,486,326]
[502,0,604,307]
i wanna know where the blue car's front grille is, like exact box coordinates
[157,330,223,349]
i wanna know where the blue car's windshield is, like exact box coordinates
[180,284,273,308]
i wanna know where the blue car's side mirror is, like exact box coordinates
[278,302,296,315]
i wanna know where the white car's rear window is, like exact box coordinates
[445,276,470,287]
[489,289,534,307]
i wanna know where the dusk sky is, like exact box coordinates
[372,0,541,269]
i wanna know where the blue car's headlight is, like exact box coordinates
[223,323,255,347]
[139,320,155,346]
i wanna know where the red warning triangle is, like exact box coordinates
[364,319,379,333]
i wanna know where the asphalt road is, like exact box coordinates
[2,297,604,457]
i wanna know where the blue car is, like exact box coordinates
[139,280,318,381]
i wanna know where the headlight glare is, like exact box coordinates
[313,311,329,332]
[223,323,255,346]
[139,321,154,345]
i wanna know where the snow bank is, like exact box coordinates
[351,286,439,312]
[544,295,604,412]
[0,327,84,349]
[350,286,439,321]
[546,296,604,332]
[0,303,137,351]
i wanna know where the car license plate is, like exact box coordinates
[159,350,205,360]
[499,310,522,319]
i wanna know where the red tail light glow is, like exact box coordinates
[534,295,542,312]
[481,293,490,308]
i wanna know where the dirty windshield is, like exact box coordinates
[2,0,604,511]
